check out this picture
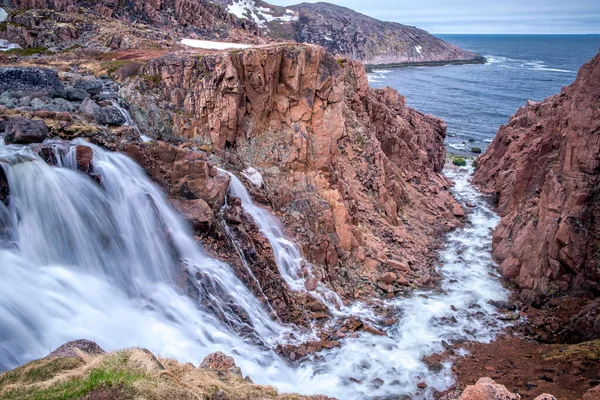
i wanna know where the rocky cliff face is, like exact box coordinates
[5,0,261,42]
[473,51,600,303]
[120,43,463,301]
[213,0,483,66]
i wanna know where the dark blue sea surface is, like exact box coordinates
[367,35,600,154]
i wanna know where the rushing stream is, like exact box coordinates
[0,136,509,398]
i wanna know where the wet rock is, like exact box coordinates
[80,98,125,126]
[304,277,318,291]
[74,78,103,96]
[488,300,517,312]
[95,106,126,126]
[4,116,48,144]
[471,147,482,154]
[0,67,65,97]
[459,377,520,400]
[66,86,90,101]
[170,198,213,232]
[76,145,94,173]
[417,382,427,389]
[46,339,105,359]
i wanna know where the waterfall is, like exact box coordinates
[0,134,511,399]
[0,140,298,382]
[221,170,354,315]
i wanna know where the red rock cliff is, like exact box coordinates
[121,44,463,300]
[8,0,260,39]
[473,51,600,302]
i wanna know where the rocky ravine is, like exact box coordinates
[473,51,600,339]
[120,43,464,304]
[213,0,484,66]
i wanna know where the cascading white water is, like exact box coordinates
[218,167,510,399]
[0,135,510,399]
[285,165,511,399]
[222,170,362,317]
[0,140,300,384]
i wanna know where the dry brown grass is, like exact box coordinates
[0,348,329,400]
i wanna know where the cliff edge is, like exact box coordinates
[473,51,600,304]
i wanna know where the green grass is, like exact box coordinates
[142,74,162,85]
[452,157,467,167]
[4,47,47,56]
[0,353,148,400]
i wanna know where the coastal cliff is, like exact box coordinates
[120,43,462,302]
[213,0,484,66]
[473,51,600,305]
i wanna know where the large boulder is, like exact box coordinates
[459,377,520,400]
[80,98,125,126]
[3,116,48,144]
[0,67,65,97]
[74,78,103,96]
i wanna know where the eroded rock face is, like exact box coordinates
[9,0,261,40]
[473,51,600,303]
[121,43,462,299]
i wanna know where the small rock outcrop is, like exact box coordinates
[45,339,106,359]
[459,377,520,400]
[473,51,600,303]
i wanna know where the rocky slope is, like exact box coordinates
[119,43,463,304]
[214,0,484,66]
[1,0,263,48]
[473,51,600,306]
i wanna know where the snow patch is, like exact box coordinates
[242,167,264,188]
[415,45,422,55]
[181,39,252,50]
[227,0,298,29]
[0,39,22,52]
[0,8,7,22]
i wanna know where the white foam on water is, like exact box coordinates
[0,136,510,399]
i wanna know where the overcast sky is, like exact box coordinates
[267,0,600,34]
